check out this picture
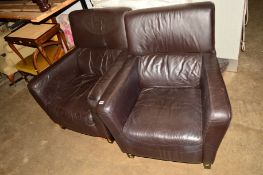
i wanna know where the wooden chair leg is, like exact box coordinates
[37,45,52,65]
[7,73,17,86]
[7,74,15,84]
[7,72,28,86]
[8,43,26,64]
[33,49,40,74]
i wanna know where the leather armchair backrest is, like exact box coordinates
[69,7,131,49]
[125,2,215,55]
[77,48,122,75]
[139,53,202,88]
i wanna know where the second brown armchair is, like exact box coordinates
[96,2,231,168]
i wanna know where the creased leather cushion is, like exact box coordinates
[46,74,101,136]
[125,2,215,55]
[69,7,131,49]
[77,48,122,76]
[139,54,202,88]
[123,88,202,148]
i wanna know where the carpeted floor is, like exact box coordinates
[0,0,263,174]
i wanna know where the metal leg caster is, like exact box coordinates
[203,163,212,169]
[127,153,135,158]
[106,138,114,144]
[60,125,66,129]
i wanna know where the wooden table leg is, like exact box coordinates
[8,73,25,86]
[58,29,69,51]
[8,43,26,64]
[7,73,15,85]
[33,49,40,74]
[37,45,52,65]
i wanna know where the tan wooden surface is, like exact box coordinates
[8,23,55,39]
[0,0,77,22]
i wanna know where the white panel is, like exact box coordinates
[61,0,93,14]
[191,0,244,60]
[91,0,244,61]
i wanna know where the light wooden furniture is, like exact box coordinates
[0,25,35,84]
[0,0,87,22]
[15,44,64,76]
[4,23,68,79]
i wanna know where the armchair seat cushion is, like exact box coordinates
[123,88,202,148]
[46,74,101,136]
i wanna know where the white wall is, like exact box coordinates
[192,0,244,61]
[61,0,92,14]
[91,0,244,62]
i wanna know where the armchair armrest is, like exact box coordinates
[28,48,81,108]
[97,57,141,139]
[200,53,232,164]
[87,52,131,109]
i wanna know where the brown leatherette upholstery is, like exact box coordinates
[125,2,215,55]
[122,87,203,163]
[28,2,231,166]
[201,53,232,164]
[98,58,141,137]
[97,2,231,165]
[70,7,130,49]
[28,7,131,138]
[138,54,202,88]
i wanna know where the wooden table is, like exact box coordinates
[4,23,68,76]
[0,0,87,22]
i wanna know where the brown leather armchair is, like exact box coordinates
[28,7,131,141]
[97,2,231,168]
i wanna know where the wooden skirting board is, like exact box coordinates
[0,0,77,22]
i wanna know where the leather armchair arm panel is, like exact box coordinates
[200,53,232,164]
[97,57,141,138]
[28,48,81,108]
[87,52,131,109]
